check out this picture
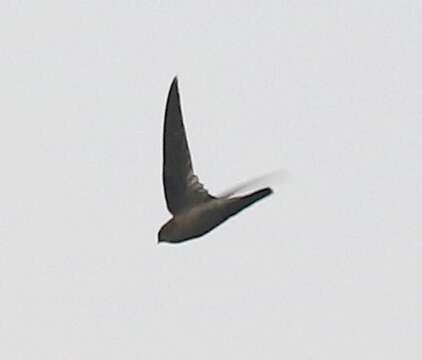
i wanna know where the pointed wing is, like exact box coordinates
[217,170,287,198]
[162,77,214,215]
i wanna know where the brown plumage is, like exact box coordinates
[158,77,273,243]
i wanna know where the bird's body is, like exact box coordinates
[158,77,273,244]
[159,201,225,242]
[159,187,272,243]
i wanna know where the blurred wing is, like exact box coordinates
[217,170,286,198]
[162,77,213,215]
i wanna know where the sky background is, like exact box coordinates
[1,1,421,359]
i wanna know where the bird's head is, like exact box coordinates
[158,219,176,243]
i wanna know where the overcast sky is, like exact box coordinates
[1,1,421,359]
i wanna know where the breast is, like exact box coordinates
[173,201,224,240]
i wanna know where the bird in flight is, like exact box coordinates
[158,77,274,244]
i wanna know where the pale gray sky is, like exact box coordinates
[1,1,421,359]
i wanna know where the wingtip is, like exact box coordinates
[264,187,274,196]
[169,76,179,95]
[254,187,273,199]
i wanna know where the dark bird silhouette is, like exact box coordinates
[158,77,273,244]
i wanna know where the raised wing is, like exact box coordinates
[162,77,213,215]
